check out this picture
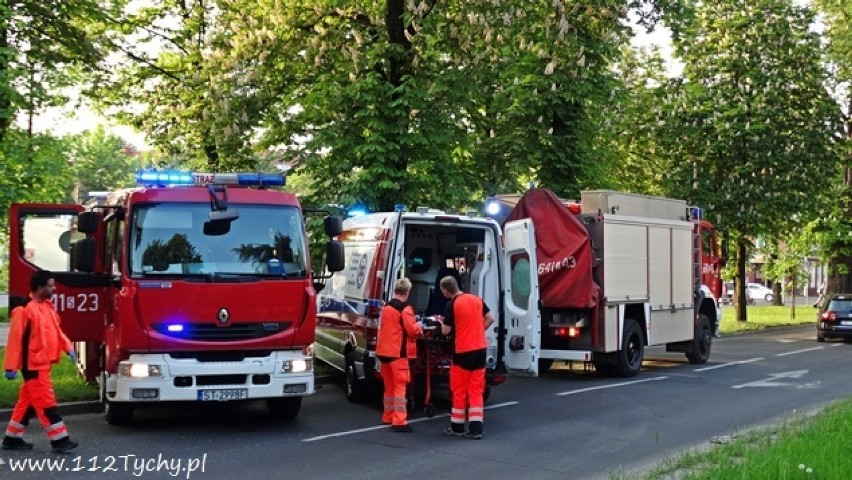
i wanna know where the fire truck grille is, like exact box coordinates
[152,322,292,341]
[169,351,272,362]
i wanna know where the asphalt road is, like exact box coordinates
[1,325,848,480]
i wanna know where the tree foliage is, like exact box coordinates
[811,0,852,293]
[66,126,141,192]
[616,0,843,319]
[0,0,110,143]
[94,1,645,211]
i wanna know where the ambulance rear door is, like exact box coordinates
[502,218,540,377]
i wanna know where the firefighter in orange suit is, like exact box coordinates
[376,278,423,432]
[3,271,79,452]
[438,275,494,440]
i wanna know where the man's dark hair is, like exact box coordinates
[30,270,54,292]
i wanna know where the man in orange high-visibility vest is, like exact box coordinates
[376,278,423,432]
[438,276,494,440]
[3,271,79,452]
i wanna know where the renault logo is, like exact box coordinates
[217,307,230,326]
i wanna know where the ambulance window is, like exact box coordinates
[510,253,531,310]
[407,248,432,274]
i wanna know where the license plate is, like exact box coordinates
[198,388,248,401]
[841,321,852,326]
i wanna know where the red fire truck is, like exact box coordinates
[8,170,343,424]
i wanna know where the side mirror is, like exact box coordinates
[326,240,345,272]
[324,216,343,237]
[77,212,99,234]
[71,238,96,272]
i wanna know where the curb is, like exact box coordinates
[0,401,102,423]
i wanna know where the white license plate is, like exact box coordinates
[841,321,852,326]
[198,388,248,401]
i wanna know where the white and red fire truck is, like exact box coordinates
[314,188,720,392]
[8,170,343,424]
[500,188,721,376]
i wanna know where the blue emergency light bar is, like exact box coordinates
[135,169,285,188]
[689,206,704,220]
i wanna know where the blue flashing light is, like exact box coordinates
[136,169,285,188]
[690,206,704,220]
[394,204,407,212]
[166,324,184,332]
[348,207,367,217]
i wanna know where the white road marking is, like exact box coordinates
[555,376,668,396]
[693,357,763,372]
[775,346,824,357]
[302,401,519,442]
[731,369,809,389]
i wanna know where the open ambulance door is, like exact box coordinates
[502,218,540,377]
[9,204,109,343]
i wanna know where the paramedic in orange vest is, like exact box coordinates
[438,275,494,440]
[375,278,423,432]
[3,271,79,452]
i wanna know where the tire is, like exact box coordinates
[612,319,643,377]
[345,357,370,403]
[483,385,491,404]
[816,330,825,342]
[538,358,554,374]
[686,314,713,364]
[268,397,302,420]
[104,401,134,426]
[765,293,774,302]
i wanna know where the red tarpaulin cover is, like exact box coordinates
[504,188,599,309]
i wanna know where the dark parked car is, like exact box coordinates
[816,294,852,342]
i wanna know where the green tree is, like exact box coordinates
[811,0,852,294]
[66,126,141,192]
[0,0,110,143]
[641,0,842,321]
[97,1,676,211]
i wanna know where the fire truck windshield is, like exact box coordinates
[129,203,307,279]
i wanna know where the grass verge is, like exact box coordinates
[618,398,852,479]
[0,349,98,409]
[719,302,816,334]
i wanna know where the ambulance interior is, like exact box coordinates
[399,224,497,318]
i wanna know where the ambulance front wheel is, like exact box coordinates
[345,356,370,403]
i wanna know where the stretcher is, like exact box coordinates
[410,316,453,417]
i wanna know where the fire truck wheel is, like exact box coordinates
[686,314,713,364]
[104,401,134,426]
[613,319,643,377]
[345,357,370,403]
[268,397,302,420]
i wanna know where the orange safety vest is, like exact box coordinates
[376,299,421,360]
[3,298,72,371]
[450,294,488,354]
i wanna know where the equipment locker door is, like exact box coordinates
[502,218,540,377]
[9,204,110,342]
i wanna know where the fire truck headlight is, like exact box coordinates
[119,363,163,378]
[282,359,312,373]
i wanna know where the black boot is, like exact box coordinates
[2,436,34,451]
[51,437,79,453]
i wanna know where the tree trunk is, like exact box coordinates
[735,239,749,322]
